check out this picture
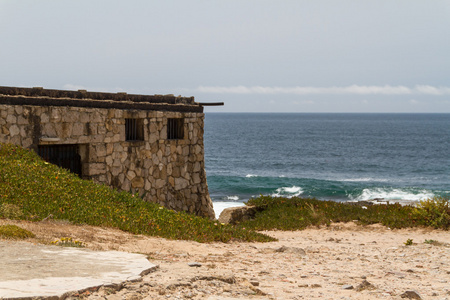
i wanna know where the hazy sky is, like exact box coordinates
[1,1,450,112]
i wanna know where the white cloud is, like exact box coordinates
[414,85,450,95]
[196,85,450,96]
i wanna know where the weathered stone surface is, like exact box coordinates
[400,290,422,299]
[9,125,20,137]
[275,246,306,256]
[218,206,260,224]
[355,280,376,291]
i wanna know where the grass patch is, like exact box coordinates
[404,238,413,246]
[239,195,449,231]
[414,197,450,229]
[50,237,86,248]
[0,224,35,239]
[0,203,23,219]
[0,143,274,243]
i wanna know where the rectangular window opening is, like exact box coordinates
[167,118,184,140]
[125,118,144,141]
[37,144,82,177]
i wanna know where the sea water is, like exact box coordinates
[204,113,450,217]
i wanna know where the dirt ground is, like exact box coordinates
[1,219,449,300]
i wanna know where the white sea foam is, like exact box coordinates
[227,195,240,201]
[212,201,245,218]
[352,188,434,204]
[272,186,304,198]
[245,174,259,178]
[341,177,389,182]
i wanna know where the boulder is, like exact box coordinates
[400,290,422,299]
[218,205,259,224]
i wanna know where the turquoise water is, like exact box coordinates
[204,113,450,210]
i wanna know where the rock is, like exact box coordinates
[250,280,260,287]
[188,262,202,267]
[356,280,376,291]
[342,285,354,290]
[275,246,306,256]
[218,205,260,224]
[400,290,422,299]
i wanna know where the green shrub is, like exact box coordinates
[0,224,35,239]
[404,238,413,246]
[50,237,85,248]
[0,203,23,219]
[242,195,448,231]
[414,197,450,229]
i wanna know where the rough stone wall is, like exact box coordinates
[0,104,215,219]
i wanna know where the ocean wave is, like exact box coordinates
[245,174,259,178]
[340,177,389,182]
[272,186,304,198]
[226,195,240,201]
[351,188,434,202]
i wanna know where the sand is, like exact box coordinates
[1,219,449,299]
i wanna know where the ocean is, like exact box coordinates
[203,113,450,216]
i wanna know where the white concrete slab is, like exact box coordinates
[0,240,157,299]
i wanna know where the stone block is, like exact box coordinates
[80,113,91,123]
[72,123,84,136]
[122,178,131,191]
[126,170,136,181]
[50,108,62,122]
[192,173,201,184]
[17,116,28,125]
[95,144,107,157]
[6,115,17,124]
[9,125,20,137]
[105,156,113,166]
[88,163,106,176]
[155,179,165,189]
[174,178,189,190]
[14,106,23,115]
[131,177,145,188]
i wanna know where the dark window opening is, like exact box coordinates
[167,118,184,140]
[125,118,144,141]
[38,144,82,177]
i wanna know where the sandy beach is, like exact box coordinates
[1,219,449,299]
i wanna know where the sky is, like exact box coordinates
[1,0,450,113]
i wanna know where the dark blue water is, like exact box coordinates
[204,113,450,208]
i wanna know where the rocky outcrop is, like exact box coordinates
[218,205,260,224]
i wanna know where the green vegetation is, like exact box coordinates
[0,143,274,243]
[50,237,86,248]
[0,224,35,239]
[414,196,450,229]
[0,203,23,219]
[239,195,450,231]
[424,239,448,246]
[404,238,413,246]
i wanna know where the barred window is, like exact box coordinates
[125,118,144,141]
[167,118,184,140]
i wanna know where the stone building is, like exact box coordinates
[0,86,220,219]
